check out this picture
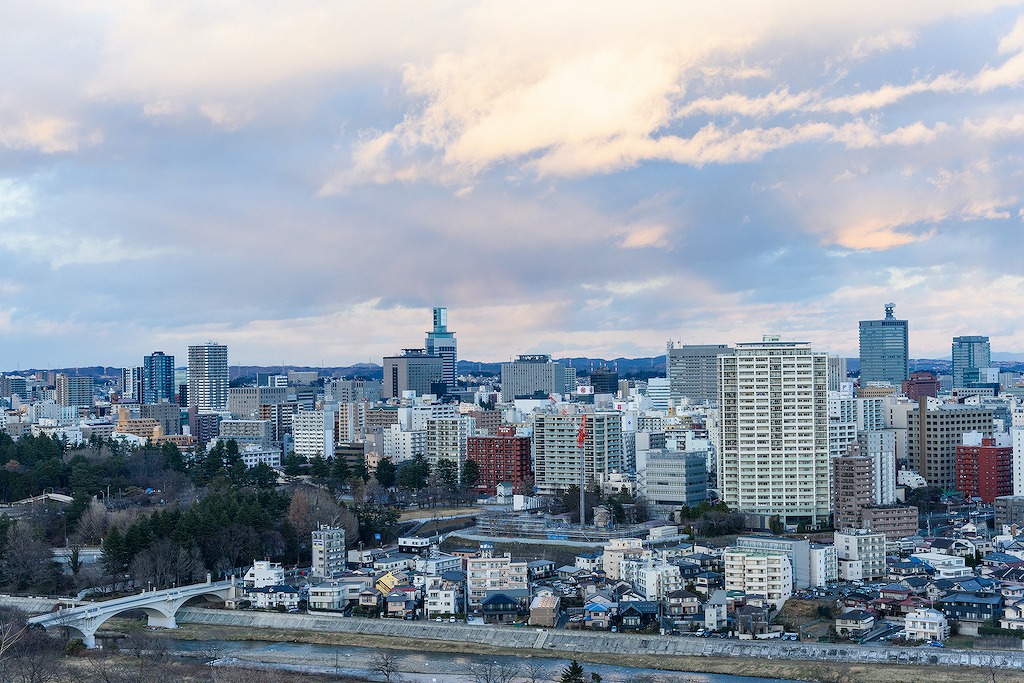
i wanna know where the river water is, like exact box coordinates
[160,639,803,683]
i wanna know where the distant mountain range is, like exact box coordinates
[7,355,1024,382]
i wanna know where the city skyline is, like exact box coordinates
[3,3,1024,367]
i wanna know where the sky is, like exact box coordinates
[2,1,1024,368]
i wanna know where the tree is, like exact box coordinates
[461,458,480,490]
[768,515,784,535]
[375,458,397,489]
[435,459,459,489]
[283,452,305,477]
[331,455,351,482]
[397,455,430,491]
[468,660,518,683]
[369,651,402,682]
[310,453,331,479]
[560,659,586,683]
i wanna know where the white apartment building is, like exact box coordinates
[381,424,426,463]
[857,429,898,504]
[809,543,838,587]
[602,538,651,581]
[238,444,282,468]
[723,548,793,610]
[829,395,886,431]
[415,553,462,577]
[398,401,458,431]
[311,525,347,579]
[904,608,950,642]
[308,576,374,611]
[835,529,886,582]
[718,337,831,527]
[188,342,228,411]
[910,552,972,579]
[292,408,335,458]
[426,415,476,474]
[533,411,624,496]
[243,560,285,589]
[424,577,463,618]
[465,545,528,607]
[620,559,683,601]
[829,420,858,459]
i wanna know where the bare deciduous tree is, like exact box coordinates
[467,660,518,683]
[369,651,402,683]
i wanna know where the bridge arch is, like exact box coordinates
[29,579,237,648]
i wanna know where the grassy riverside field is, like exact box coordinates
[143,619,1024,683]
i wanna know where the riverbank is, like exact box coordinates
[161,618,1024,683]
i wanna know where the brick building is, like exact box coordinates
[956,434,1013,503]
[466,426,532,495]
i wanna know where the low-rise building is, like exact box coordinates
[835,609,874,637]
[243,560,285,589]
[529,594,560,627]
[621,559,683,601]
[466,543,528,607]
[245,585,299,610]
[904,607,950,642]
[835,529,886,582]
[723,549,792,611]
[424,576,463,618]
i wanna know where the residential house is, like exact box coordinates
[734,603,773,638]
[938,591,1004,625]
[619,601,660,630]
[527,559,556,581]
[905,607,950,641]
[245,584,299,610]
[584,601,613,629]
[664,589,701,618]
[835,610,875,637]
[481,592,521,624]
[385,589,418,619]
[1000,597,1024,630]
[704,590,729,631]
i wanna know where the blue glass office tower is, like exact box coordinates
[143,351,175,404]
[858,303,909,385]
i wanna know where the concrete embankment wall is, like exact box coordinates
[177,608,1024,670]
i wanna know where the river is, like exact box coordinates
[156,638,803,683]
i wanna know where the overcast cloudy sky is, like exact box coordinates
[2,1,1023,368]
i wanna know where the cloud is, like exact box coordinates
[617,224,671,249]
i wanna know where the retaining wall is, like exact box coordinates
[176,608,1024,670]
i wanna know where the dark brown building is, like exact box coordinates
[466,426,532,495]
[902,371,940,401]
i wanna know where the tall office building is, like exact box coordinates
[382,349,444,399]
[120,366,144,402]
[500,354,565,402]
[858,303,909,386]
[533,411,623,496]
[143,351,175,404]
[908,398,993,489]
[590,366,619,395]
[425,307,457,394]
[55,373,94,408]
[187,342,229,411]
[667,342,732,404]
[718,336,830,528]
[952,335,991,388]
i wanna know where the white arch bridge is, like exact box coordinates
[27,577,238,648]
